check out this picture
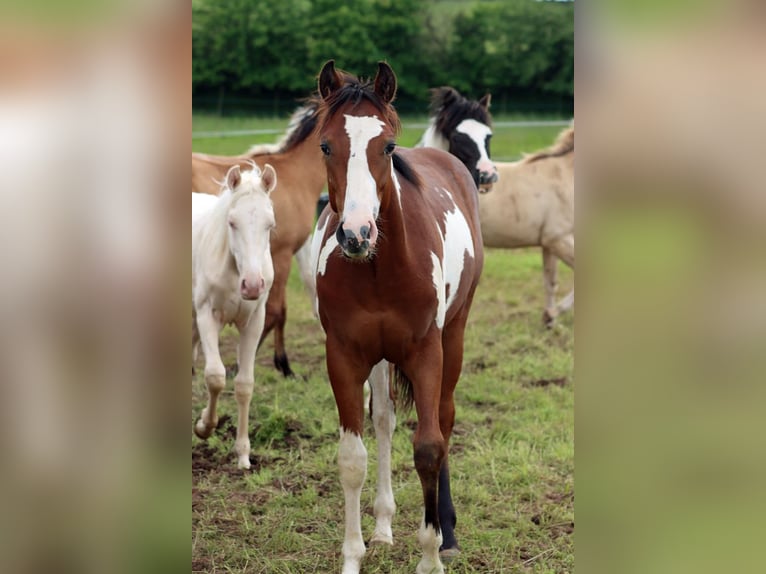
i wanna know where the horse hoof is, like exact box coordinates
[543,309,556,328]
[237,456,252,470]
[193,420,214,439]
[369,533,393,546]
[439,547,461,562]
[274,353,294,378]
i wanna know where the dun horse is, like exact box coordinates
[420,89,574,325]
[192,164,277,469]
[311,61,483,574]
[192,103,326,375]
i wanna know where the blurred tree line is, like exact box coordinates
[193,0,573,115]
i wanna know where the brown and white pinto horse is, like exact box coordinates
[310,61,483,574]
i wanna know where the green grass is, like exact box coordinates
[192,246,574,573]
[192,113,568,162]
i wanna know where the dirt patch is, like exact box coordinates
[527,377,568,388]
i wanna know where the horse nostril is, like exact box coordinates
[360,225,370,241]
[241,279,247,291]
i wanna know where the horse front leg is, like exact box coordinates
[402,338,446,574]
[233,303,266,469]
[326,341,372,574]
[368,360,396,546]
[193,305,225,439]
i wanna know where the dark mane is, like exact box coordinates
[392,152,422,188]
[429,87,493,138]
[247,101,320,156]
[317,72,402,135]
[280,102,320,152]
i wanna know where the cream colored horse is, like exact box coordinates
[192,164,277,469]
[481,126,574,325]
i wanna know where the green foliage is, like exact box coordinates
[192,0,573,108]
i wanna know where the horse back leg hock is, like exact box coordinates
[550,235,574,317]
[542,246,560,326]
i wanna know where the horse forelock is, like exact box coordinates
[317,73,401,135]
[430,87,492,139]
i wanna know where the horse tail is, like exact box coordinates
[391,363,414,412]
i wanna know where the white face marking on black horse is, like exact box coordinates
[452,119,497,192]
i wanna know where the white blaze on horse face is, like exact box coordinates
[455,118,495,176]
[430,188,475,329]
[342,114,385,246]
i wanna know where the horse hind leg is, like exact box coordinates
[548,235,574,322]
[542,246,560,327]
[260,252,294,377]
[368,360,396,546]
[271,306,293,377]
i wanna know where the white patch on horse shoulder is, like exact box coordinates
[317,235,338,277]
[430,252,446,329]
[456,118,492,164]
[417,119,449,150]
[343,114,385,220]
[431,188,475,326]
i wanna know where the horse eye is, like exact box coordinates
[228,220,236,229]
[320,142,331,156]
[384,142,396,155]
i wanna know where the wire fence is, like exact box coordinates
[192,120,571,140]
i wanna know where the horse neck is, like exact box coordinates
[375,176,411,261]
[248,132,326,200]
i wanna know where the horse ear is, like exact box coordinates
[261,164,277,195]
[319,60,342,100]
[226,165,241,190]
[374,61,397,104]
[479,93,492,109]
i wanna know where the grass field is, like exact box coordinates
[192,117,574,573]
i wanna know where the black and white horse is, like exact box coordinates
[417,87,498,192]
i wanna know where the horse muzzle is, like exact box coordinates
[478,169,498,193]
[336,222,375,260]
[240,276,266,300]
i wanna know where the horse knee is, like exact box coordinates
[414,438,446,479]
[234,380,253,403]
[339,430,367,489]
[204,372,226,394]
